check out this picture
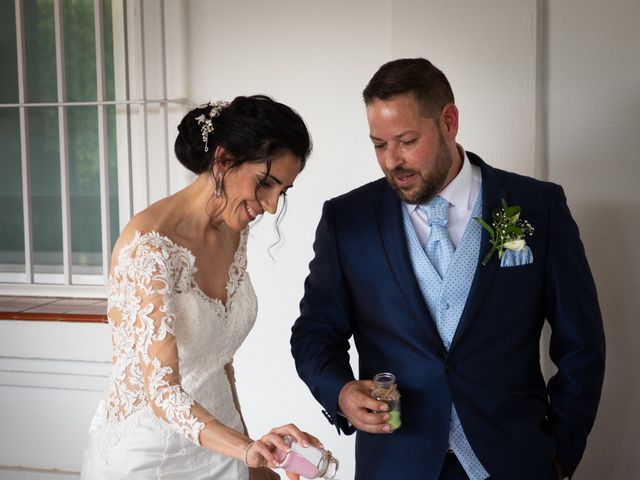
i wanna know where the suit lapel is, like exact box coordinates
[451,153,504,348]
[374,184,445,351]
[372,153,506,351]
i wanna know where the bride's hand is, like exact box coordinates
[244,423,323,469]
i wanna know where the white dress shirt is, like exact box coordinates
[404,147,482,249]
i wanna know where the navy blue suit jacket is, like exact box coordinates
[291,153,605,480]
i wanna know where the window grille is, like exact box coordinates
[0,0,188,297]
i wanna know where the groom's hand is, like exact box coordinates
[338,380,392,434]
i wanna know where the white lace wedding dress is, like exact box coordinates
[81,230,257,479]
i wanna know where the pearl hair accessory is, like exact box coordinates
[194,100,229,152]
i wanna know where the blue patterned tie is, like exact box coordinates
[423,196,454,277]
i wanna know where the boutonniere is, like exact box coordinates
[473,199,534,266]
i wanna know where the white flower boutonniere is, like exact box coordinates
[473,199,534,266]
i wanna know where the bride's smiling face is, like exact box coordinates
[216,150,302,231]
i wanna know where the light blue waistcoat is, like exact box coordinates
[401,190,482,348]
[401,189,489,480]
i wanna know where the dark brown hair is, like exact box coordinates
[362,58,454,118]
[174,95,311,176]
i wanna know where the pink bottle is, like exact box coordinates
[275,435,339,479]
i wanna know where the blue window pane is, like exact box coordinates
[28,106,63,271]
[0,108,25,269]
[0,0,19,103]
[68,106,101,271]
[2,0,120,284]
[103,0,115,102]
[107,105,119,247]
[24,0,57,103]
[63,0,97,103]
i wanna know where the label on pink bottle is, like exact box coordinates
[276,448,321,478]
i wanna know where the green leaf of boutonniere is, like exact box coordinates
[474,199,534,265]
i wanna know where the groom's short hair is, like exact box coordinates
[362,58,454,119]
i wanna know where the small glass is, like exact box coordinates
[275,435,339,479]
[371,372,402,431]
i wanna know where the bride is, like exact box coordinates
[82,96,319,479]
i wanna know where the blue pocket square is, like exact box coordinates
[500,246,534,267]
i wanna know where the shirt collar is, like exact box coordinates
[438,146,472,210]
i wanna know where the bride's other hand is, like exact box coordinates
[245,424,324,468]
[248,466,280,480]
[271,423,323,450]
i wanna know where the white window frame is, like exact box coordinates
[0,0,189,298]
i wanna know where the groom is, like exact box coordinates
[291,58,604,480]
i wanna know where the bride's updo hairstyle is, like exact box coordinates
[174,95,312,177]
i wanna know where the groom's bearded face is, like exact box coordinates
[367,93,454,205]
[386,130,452,204]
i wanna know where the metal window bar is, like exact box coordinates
[14,0,33,284]
[94,0,111,284]
[159,0,170,195]
[116,0,134,232]
[0,99,187,108]
[131,0,150,208]
[1,0,187,297]
[53,0,73,285]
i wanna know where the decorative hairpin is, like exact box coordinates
[195,100,229,152]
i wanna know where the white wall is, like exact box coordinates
[187,2,391,477]
[391,0,541,176]
[2,1,638,478]
[547,1,640,477]
[0,321,110,473]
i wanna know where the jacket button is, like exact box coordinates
[445,361,456,372]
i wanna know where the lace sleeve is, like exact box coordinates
[129,240,214,445]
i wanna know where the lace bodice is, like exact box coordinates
[102,229,257,446]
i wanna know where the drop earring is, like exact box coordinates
[214,172,223,198]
